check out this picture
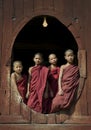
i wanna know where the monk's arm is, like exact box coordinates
[10,73,22,100]
[26,77,30,98]
[26,67,32,98]
[58,66,64,95]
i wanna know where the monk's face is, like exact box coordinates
[33,54,43,65]
[13,62,23,74]
[49,54,57,65]
[65,51,74,64]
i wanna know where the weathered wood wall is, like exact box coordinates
[0,0,91,129]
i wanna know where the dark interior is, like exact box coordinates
[11,15,78,74]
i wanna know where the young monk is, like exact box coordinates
[11,61,28,104]
[50,49,80,113]
[27,53,49,113]
[48,53,60,98]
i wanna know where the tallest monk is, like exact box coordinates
[50,49,80,113]
[27,53,49,113]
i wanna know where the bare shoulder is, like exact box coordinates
[10,72,16,81]
[11,72,15,78]
[60,65,66,70]
[29,66,33,71]
[28,66,33,74]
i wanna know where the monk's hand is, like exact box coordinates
[18,95,23,102]
[26,92,29,99]
[58,89,64,96]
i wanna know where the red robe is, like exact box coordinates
[17,75,28,104]
[27,65,49,113]
[50,64,80,113]
[48,67,60,97]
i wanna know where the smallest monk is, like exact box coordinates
[11,61,28,104]
[50,49,80,113]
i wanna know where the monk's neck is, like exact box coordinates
[14,72,22,80]
[66,62,73,66]
[35,64,42,66]
[50,64,57,69]
[14,72,21,76]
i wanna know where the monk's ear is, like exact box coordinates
[64,55,66,60]
[49,58,51,63]
[41,58,44,62]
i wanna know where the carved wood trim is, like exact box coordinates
[76,50,87,100]
[78,50,87,78]
[3,26,87,124]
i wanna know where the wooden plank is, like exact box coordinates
[12,0,24,30]
[78,50,87,78]
[24,0,34,16]
[34,0,43,10]
[0,124,91,130]
[0,0,3,88]
[43,0,54,10]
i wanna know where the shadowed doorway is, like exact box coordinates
[11,15,78,74]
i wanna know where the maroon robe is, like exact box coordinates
[17,75,27,104]
[50,64,80,113]
[48,67,60,97]
[27,65,49,113]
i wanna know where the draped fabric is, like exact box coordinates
[27,65,49,113]
[50,64,80,113]
[17,75,28,104]
[48,67,60,97]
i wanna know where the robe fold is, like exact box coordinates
[27,65,49,113]
[17,75,27,103]
[48,67,60,97]
[50,64,80,113]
